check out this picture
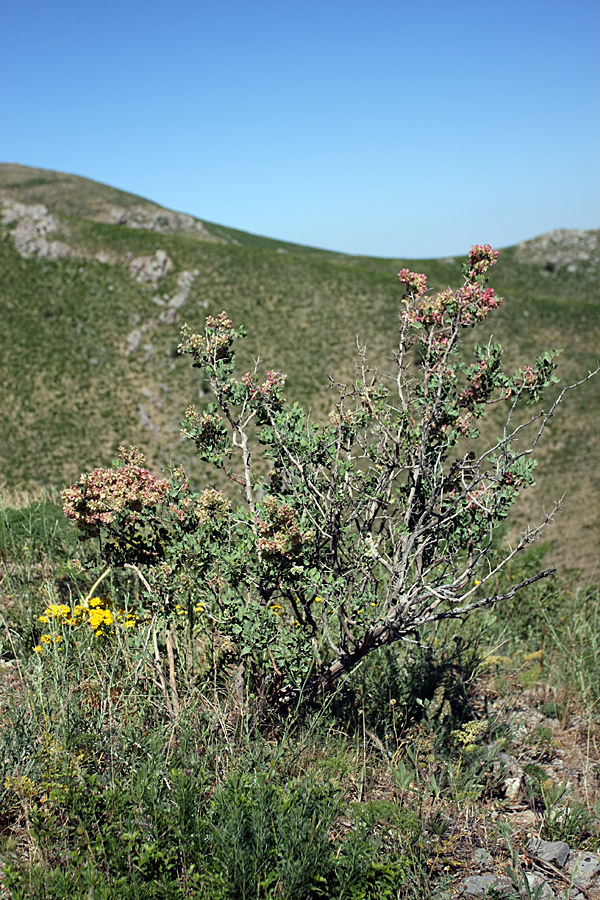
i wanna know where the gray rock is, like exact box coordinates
[110,206,207,235]
[130,249,173,284]
[517,228,600,269]
[0,198,72,258]
[527,838,570,868]
[158,268,198,322]
[460,873,513,897]
[567,850,600,889]
[494,752,525,801]
[523,873,556,899]
[472,848,494,871]
[125,328,144,355]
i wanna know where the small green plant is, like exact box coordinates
[59,247,598,716]
[539,781,597,844]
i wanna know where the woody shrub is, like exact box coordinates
[61,247,597,714]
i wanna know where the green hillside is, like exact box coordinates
[1,164,598,575]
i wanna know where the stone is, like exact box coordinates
[503,776,524,802]
[567,851,600,889]
[110,206,207,235]
[130,249,173,284]
[158,269,198,323]
[460,873,513,897]
[527,838,570,868]
[516,228,600,269]
[523,873,556,899]
[472,848,494,871]
[0,198,72,258]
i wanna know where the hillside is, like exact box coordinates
[1,163,598,575]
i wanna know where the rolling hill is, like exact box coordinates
[1,163,598,576]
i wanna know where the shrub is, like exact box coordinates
[61,247,597,715]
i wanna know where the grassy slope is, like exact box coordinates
[1,164,598,575]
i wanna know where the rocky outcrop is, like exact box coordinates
[0,199,72,259]
[129,249,173,284]
[458,842,600,899]
[157,269,199,323]
[124,268,202,355]
[517,228,600,272]
[110,206,207,235]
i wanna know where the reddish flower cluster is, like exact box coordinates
[454,284,502,324]
[241,369,286,402]
[468,244,499,276]
[204,311,235,360]
[505,364,540,399]
[398,268,428,297]
[196,488,231,525]
[62,462,169,530]
[255,496,314,559]
[401,248,503,331]
[178,312,237,364]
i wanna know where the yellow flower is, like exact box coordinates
[314,597,324,603]
[40,633,62,645]
[39,603,71,624]
[70,605,85,624]
[88,607,113,634]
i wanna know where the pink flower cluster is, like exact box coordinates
[401,252,503,331]
[63,463,169,530]
[468,244,499,276]
[505,364,539,398]
[454,284,502,325]
[178,312,237,363]
[255,496,314,559]
[204,311,235,359]
[205,311,233,332]
[196,488,231,525]
[241,369,286,402]
[398,268,428,297]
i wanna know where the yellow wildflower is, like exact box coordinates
[88,607,113,635]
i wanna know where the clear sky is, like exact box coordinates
[2,0,599,258]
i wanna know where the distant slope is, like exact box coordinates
[1,164,598,576]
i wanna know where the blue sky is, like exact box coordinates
[2,0,599,257]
